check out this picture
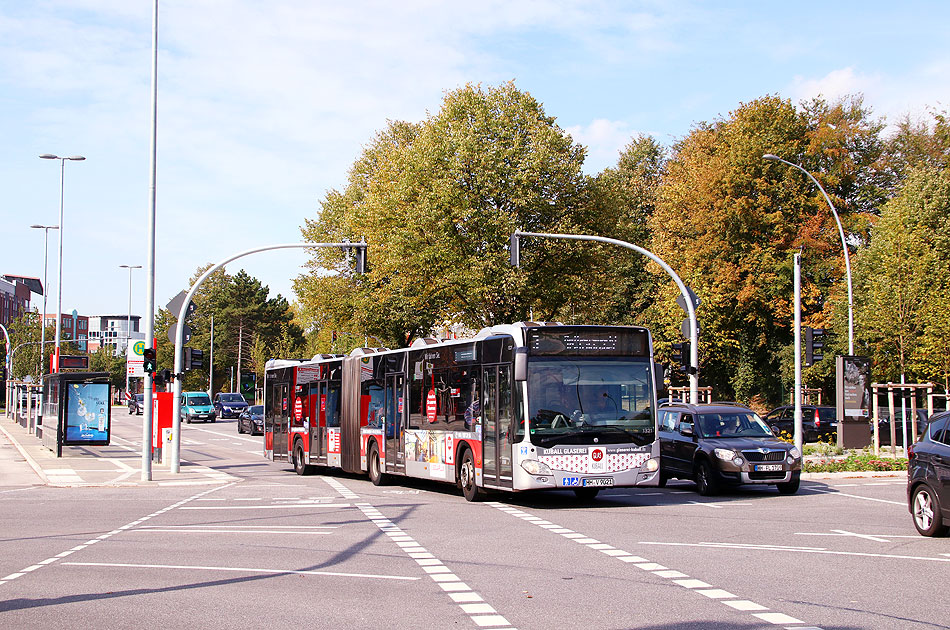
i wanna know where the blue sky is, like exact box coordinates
[1,1,948,322]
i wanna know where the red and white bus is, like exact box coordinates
[264,323,661,500]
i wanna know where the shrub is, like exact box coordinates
[804,452,907,473]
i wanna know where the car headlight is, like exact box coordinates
[714,448,738,461]
[788,447,801,460]
[520,459,553,475]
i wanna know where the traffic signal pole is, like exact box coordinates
[168,241,367,473]
[512,231,699,404]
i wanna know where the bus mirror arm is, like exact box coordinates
[514,347,528,382]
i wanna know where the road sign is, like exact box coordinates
[168,321,192,344]
[676,287,701,314]
[127,339,145,378]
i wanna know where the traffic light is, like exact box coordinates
[0,365,6,380]
[509,231,521,268]
[671,341,691,370]
[143,347,157,374]
[155,368,172,387]
[183,347,204,371]
[805,327,826,366]
[355,244,367,274]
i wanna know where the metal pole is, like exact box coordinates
[793,252,803,454]
[514,231,699,403]
[208,313,214,395]
[168,241,368,473]
[142,0,159,481]
[764,154,854,354]
[0,324,10,418]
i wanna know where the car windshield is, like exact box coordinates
[187,394,212,406]
[696,412,772,438]
[220,394,246,403]
[527,357,655,447]
[248,405,263,415]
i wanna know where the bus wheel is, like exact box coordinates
[293,443,311,476]
[368,443,386,486]
[458,449,481,502]
[573,487,600,501]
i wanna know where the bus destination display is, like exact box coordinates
[527,327,647,356]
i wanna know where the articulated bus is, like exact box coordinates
[264,323,662,500]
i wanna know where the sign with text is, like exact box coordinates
[127,339,145,378]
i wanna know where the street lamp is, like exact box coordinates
[39,154,86,372]
[30,223,59,418]
[763,153,854,355]
[119,264,142,400]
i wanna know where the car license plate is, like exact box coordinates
[754,464,783,472]
[582,478,614,487]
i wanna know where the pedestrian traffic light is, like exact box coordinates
[805,327,826,366]
[143,348,157,373]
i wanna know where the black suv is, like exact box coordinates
[658,403,802,495]
[907,411,950,536]
[763,405,837,442]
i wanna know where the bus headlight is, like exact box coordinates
[645,458,659,472]
[520,459,553,476]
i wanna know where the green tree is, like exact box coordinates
[649,95,886,405]
[856,166,950,386]
[296,82,612,348]
[88,345,126,391]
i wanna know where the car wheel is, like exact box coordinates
[912,484,948,537]
[237,420,245,434]
[777,472,800,495]
[657,472,668,488]
[368,442,386,486]
[695,459,719,496]
[573,487,600,501]
[293,442,311,476]
[458,448,481,502]
[129,407,133,415]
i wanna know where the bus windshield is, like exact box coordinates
[526,357,655,447]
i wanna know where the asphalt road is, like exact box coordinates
[1,411,946,630]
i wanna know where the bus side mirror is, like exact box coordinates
[514,347,528,382]
[653,362,664,398]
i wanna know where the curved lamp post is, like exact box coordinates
[763,153,854,355]
[39,154,86,371]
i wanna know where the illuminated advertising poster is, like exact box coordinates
[64,382,111,443]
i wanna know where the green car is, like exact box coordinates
[180,391,216,424]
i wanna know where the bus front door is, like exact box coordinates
[481,365,513,489]
[385,373,405,473]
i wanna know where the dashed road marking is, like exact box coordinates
[0,483,232,589]
[486,501,818,629]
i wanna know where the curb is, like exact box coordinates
[802,470,906,480]
[0,421,49,484]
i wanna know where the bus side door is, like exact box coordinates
[385,373,405,473]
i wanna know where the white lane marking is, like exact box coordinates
[139,529,333,535]
[830,529,893,543]
[795,532,919,541]
[179,503,351,509]
[327,479,514,629]
[191,427,261,444]
[687,501,723,509]
[641,540,950,563]
[0,483,232,589]
[63,562,418,581]
[139,524,337,530]
[809,488,904,506]
[487,501,817,629]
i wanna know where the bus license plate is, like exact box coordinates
[583,478,614,487]
[754,464,783,472]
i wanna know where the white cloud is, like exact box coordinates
[566,118,641,174]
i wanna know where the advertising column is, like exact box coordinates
[836,356,871,448]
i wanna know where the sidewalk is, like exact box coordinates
[0,409,239,488]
